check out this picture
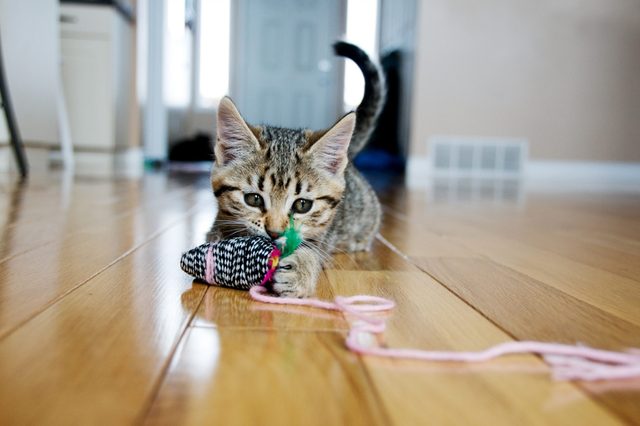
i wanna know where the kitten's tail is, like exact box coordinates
[333,41,386,160]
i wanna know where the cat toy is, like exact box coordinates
[180,218,302,289]
[180,223,640,382]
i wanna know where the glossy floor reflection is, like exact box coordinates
[0,170,638,425]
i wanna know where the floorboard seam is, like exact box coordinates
[379,207,534,337]
[0,239,57,266]
[136,285,209,425]
[353,349,394,426]
[441,206,640,286]
[321,268,394,426]
[379,203,631,424]
[0,186,190,267]
[0,202,206,342]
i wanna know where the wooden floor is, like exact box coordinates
[1,171,639,425]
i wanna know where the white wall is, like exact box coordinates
[411,0,640,162]
[0,0,60,146]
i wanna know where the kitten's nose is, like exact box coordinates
[266,229,281,240]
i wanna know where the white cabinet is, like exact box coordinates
[60,3,133,152]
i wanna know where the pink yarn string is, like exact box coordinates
[249,286,640,382]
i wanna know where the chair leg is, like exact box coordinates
[0,33,28,178]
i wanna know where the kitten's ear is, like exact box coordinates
[215,97,262,166]
[306,113,355,175]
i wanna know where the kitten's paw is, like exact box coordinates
[272,250,318,298]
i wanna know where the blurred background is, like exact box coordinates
[0,0,638,185]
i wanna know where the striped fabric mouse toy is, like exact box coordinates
[179,219,640,382]
[180,218,302,290]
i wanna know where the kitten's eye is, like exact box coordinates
[244,193,264,208]
[292,198,313,214]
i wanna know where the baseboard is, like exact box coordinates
[525,161,640,182]
[73,148,144,177]
[407,156,640,190]
[49,148,144,177]
[1,146,144,177]
[0,145,51,174]
[115,148,145,177]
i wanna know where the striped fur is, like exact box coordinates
[208,43,383,297]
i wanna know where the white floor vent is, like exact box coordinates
[430,136,528,177]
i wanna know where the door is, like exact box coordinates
[232,0,345,130]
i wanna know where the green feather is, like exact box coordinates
[278,215,302,257]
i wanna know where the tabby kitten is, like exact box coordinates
[208,42,385,297]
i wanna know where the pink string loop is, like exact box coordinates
[334,295,395,312]
[248,285,640,382]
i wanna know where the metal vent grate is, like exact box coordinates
[430,136,528,176]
